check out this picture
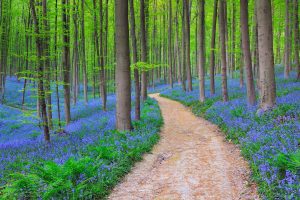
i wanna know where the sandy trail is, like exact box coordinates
[109,94,258,200]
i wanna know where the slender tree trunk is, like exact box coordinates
[72,0,79,105]
[210,0,218,95]
[294,0,300,79]
[54,0,61,129]
[284,0,291,79]
[256,0,276,111]
[99,0,107,111]
[129,0,140,120]
[140,0,148,101]
[219,0,229,102]
[184,0,192,91]
[168,0,173,88]
[62,0,71,124]
[175,0,182,84]
[198,0,205,102]
[231,1,236,78]
[239,36,244,88]
[115,0,131,131]
[30,0,50,142]
[182,0,187,91]
[240,0,256,106]
[81,0,88,104]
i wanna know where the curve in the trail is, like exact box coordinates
[109,94,258,200]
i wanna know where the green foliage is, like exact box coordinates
[274,150,300,176]
[1,98,163,199]
[130,62,167,72]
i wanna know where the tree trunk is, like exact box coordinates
[115,0,131,131]
[30,0,50,142]
[182,0,187,91]
[284,0,291,79]
[81,0,88,103]
[210,0,218,95]
[256,0,276,111]
[294,0,300,79]
[54,0,62,129]
[129,0,140,120]
[99,0,107,111]
[140,0,148,101]
[62,0,71,124]
[72,0,79,105]
[198,0,205,102]
[168,0,173,88]
[184,0,192,91]
[231,1,236,79]
[239,36,244,88]
[218,0,229,102]
[240,0,256,106]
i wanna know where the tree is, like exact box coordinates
[62,0,71,124]
[294,0,300,80]
[218,0,228,102]
[240,0,256,106]
[198,0,205,102]
[284,0,291,79]
[168,0,173,88]
[30,0,50,142]
[115,0,131,130]
[140,0,148,101]
[72,0,79,105]
[209,0,218,95]
[256,0,276,111]
[129,0,140,120]
[184,0,192,91]
[81,0,88,103]
[99,0,107,111]
[42,0,53,128]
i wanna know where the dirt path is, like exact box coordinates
[109,94,258,200]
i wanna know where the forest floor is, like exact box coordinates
[109,94,258,200]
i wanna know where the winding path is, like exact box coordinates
[109,94,258,200]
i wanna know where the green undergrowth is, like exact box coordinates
[0,98,163,200]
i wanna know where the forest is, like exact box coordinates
[0,0,299,199]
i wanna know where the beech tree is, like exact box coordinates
[257,0,276,111]
[198,0,205,102]
[209,0,218,95]
[129,0,140,120]
[218,0,229,102]
[115,0,131,130]
[140,0,148,101]
[240,0,256,106]
[29,0,50,142]
[62,0,71,124]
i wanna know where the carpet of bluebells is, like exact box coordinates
[161,69,300,199]
[0,77,163,199]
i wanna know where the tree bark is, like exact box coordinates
[115,0,131,131]
[99,0,107,111]
[240,0,256,106]
[256,0,276,111]
[140,0,148,101]
[284,0,291,79]
[129,0,140,120]
[184,0,193,91]
[62,0,71,124]
[30,0,50,142]
[209,0,218,95]
[198,0,205,102]
[81,0,88,103]
[168,0,173,88]
[294,0,300,79]
[218,0,229,102]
